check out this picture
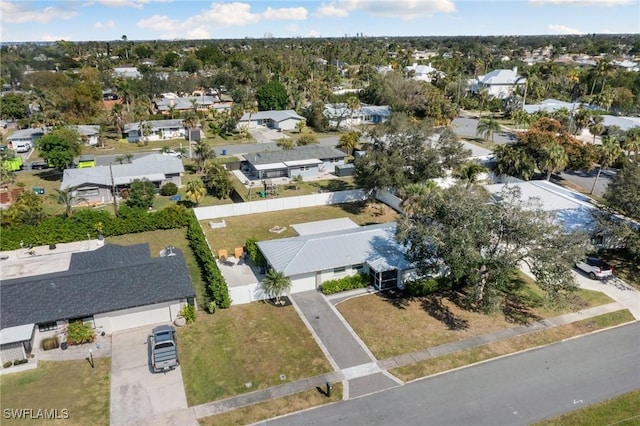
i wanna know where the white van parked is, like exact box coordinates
[11,141,32,153]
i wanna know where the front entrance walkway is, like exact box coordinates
[290,290,401,399]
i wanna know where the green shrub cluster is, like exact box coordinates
[3,361,13,368]
[13,358,28,365]
[180,304,196,323]
[404,277,449,297]
[0,205,191,250]
[245,237,266,267]
[41,336,60,351]
[320,273,369,295]
[66,322,95,345]
[186,214,231,308]
[160,182,178,196]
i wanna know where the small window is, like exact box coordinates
[334,267,346,275]
[38,322,57,332]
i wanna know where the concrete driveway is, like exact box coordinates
[110,326,197,426]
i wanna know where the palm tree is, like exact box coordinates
[590,135,623,195]
[622,128,640,159]
[399,181,437,216]
[182,111,199,157]
[338,131,360,155]
[477,89,490,117]
[539,143,568,181]
[511,110,530,130]
[139,121,152,143]
[193,140,215,174]
[50,188,87,217]
[346,96,360,130]
[453,162,487,188]
[121,35,129,60]
[572,108,591,136]
[589,116,605,143]
[262,269,291,305]
[185,177,206,206]
[167,103,177,120]
[476,117,501,143]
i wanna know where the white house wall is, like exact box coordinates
[94,300,183,334]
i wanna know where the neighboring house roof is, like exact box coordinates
[243,145,346,168]
[523,99,587,114]
[61,153,184,189]
[323,103,392,119]
[123,119,185,133]
[238,110,305,123]
[601,115,640,132]
[155,96,220,111]
[7,128,45,141]
[477,68,525,85]
[113,67,142,78]
[485,180,595,232]
[69,125,100,137]
[0,323,34,345]
[291,218,359,236]
[257,222,413,277]
[0,244,195,330]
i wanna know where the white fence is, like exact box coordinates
[194,189,367,221]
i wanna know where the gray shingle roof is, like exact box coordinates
[123,119,185,133]
[244,145,346,166]
[0,244,195,329]
[61,154,183,189]
[257,222,413,277]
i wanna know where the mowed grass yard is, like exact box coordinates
[0,359,111,426]
[178,303,333,406]
[203,201,398,254]
[336,281,614,360]
[106,229,206,304]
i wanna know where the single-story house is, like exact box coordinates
[0,244,195,364]
[257,221,414,293]
[324,103,392,129]
[405,63,445,83]
[61,154,184,204]
[523,99,589,115]
[7,128,45,148]
[471,67,526,99]
[485,180,596,233]
[154,95,230,114]
[601,115,640,133]
[237,110,305,131]
[113,67,142,79]
[241,145,347,180]
[69,125,100,146]
[123,119,186,143]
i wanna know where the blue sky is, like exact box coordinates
[1,0,638,42]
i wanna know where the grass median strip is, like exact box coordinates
[390,309,635,382]
[534,388,640,426]
[197,383,343,426]
[0,359,111,426]
[179,303,333,406]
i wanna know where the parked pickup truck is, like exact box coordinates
[149,325,179,373]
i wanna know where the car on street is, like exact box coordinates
[30,161,50,170]
[575,256,614,280]
[162,149,182,159]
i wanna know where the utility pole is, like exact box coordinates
[110,164,118,216]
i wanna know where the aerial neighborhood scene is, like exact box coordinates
[1,0,640,424]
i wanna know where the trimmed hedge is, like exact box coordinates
[186,214,231,308]
[404,277,450,297]
[320,273,369,295]
[0,205,191,250]
[245,237,265,267]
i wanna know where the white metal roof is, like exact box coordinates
[283,159,323,167]
[253,162,286,171]
[291,218,359,236]
[257,223,413,277]
[0,323,34,344]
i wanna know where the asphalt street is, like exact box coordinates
[267,322,640,426]
[451,117,515,145]
[556,169,614,199]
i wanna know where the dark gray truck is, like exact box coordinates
[149,325,179,373]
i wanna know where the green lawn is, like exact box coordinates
[391,310,635,382]
[535,388,640,426]
[106,229,206,306]
[0,359,111,426]
[14,170,65,216]
[202,201,398,254]
[337,278,615,360]
[178,304,332,406]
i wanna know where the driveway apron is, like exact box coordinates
[290,290,374,369]
[110,326,197,426]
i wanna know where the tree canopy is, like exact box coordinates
[256,80,288,111]
[125,179,156,209]
[397,184,588,312]
[36,127,82,171]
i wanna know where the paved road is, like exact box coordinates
[267,322,640,426]
[556,169,614,198]
[452,117,515,145]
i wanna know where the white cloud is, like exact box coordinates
[94,20,116,29]
[0,1,78,24]
[307,29,322,38]
[138,2,310,39]
[531,0,633,5]
[262,6,308,20]
[316,0,455,19]
[315,2,349,17]
[547,24,584,34]
[40,34,74,42]
[92,0,173,9]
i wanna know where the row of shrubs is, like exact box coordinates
[186,214,231,309]
[404,277,451,297]
[320,273,370,295]
[0,205,192,250]
[3,359,28,368]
